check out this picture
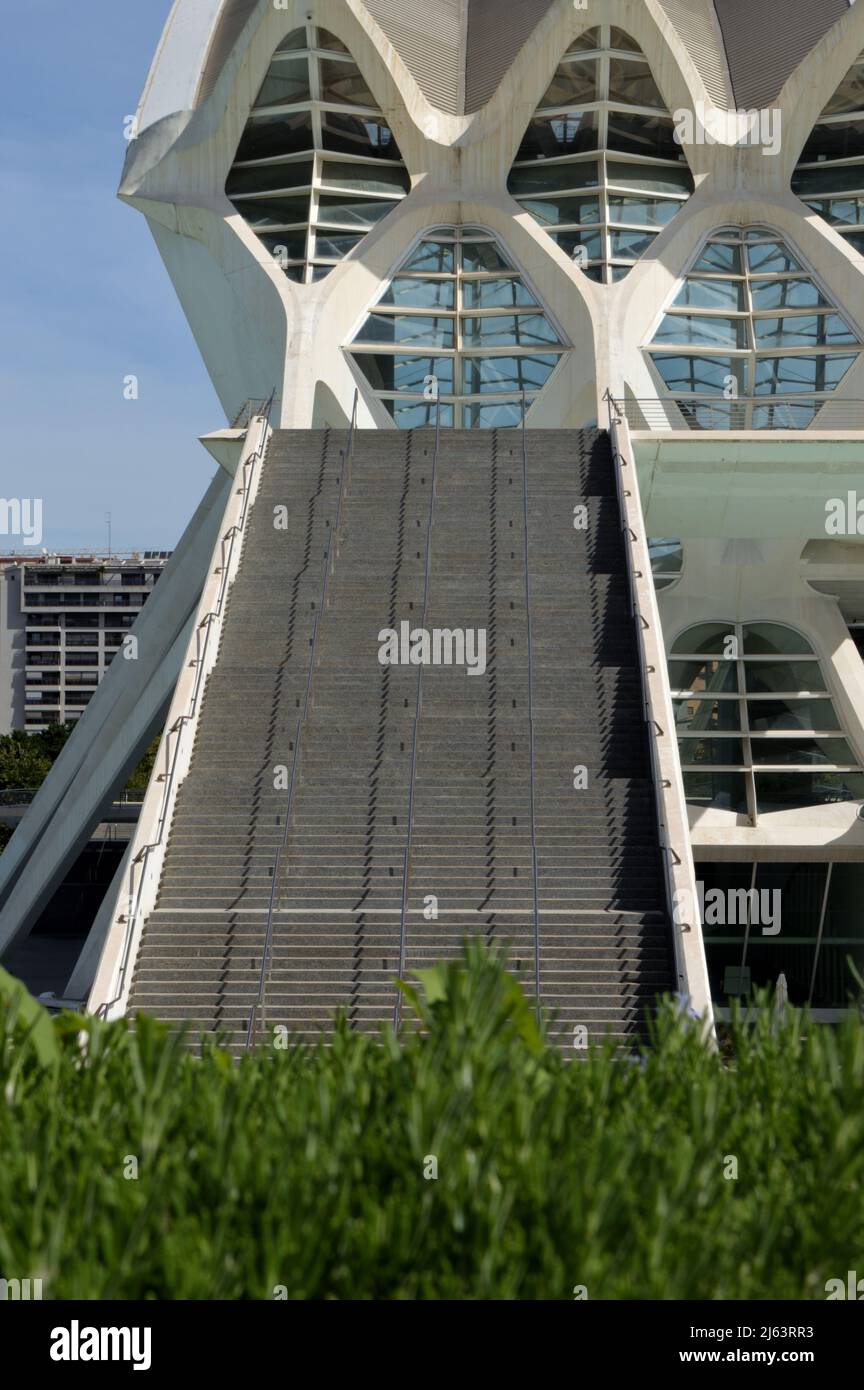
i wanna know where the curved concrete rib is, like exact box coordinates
[0,464,234,959]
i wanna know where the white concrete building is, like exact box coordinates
[3,0,864,1025]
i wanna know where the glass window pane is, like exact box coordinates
[747,698,840,731]
[517,195,601,225]
[793,163,864,196]
[319,161,410,193]
[254,59,311,108]
[461,241,512,272]
[755,771,864,810]
[692,242,743,273]
[227,161,313,196]
[539,59,599,107]
[651,354,746,395]
[568,27,602,53]
[683,771,749,813]
[823,61,864,115]
[750,278,829,310]
[606,161,693,195]
[319,59,376,106]
[402,241,456,274]
[606,112,681,160]
[235,112,314,161]
[313,232,363,258]
[751,402,819,429]
[813,864,864,1010]
[461,315,559,346]
[320,113,401,158]
[462,354,561,393]
[609,28,642,53]
[462,278,537,308]
[276,27,307,53]
[550,229,604,260]
[608,195,681,226]
[233,195,310,227]
[354,314,455,348]
[608,59,664,108]
[609,228,657,258]
[753,314,858,348]
[747,241,803,273]
[674,698,742,732]
[744,661,826,693]
[258,231,308,261]
[750,737,855,766]
[352,354,454,393]
[315,196,399,228]
[509,161,600,195]
[754,355,858,394]
[679,738,745,765]
[673,279,745,310]
[378,278,455,309]
[654,314,748,348]
[800,119,864,162]
[672,623,735,654]
[516,114,600,159]
[742,623,812,655]
[315,28,350,53]
[668,658,738,693]
[462,401,527,428]
[382,400,455,428]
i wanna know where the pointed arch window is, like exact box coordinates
[645,227,863,428]
[346,227,568,427]
[226,25,409,283]
[507,24,693,283]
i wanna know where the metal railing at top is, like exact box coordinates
[230,397,273,430]
[246,390,359,1050]
[94,390,276,1020]
[603,389,700,1003]
[614,396,864,432]
[520,391,542,1020]
[392,397,442,1035]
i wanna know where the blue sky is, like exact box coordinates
[0,1,222,554]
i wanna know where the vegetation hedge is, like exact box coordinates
[0,944,862,1300]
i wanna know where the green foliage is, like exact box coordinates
[0,943,862,1300]
[124,737,161,795]
[0,724,73,791]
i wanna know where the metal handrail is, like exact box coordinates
[393,397,441,1034]
[603,389,696,977]
[612,395,864,431]
[520,392,542,1018]
[245,390,359,1050]
[95,389,276,1019]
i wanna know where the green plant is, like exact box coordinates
[0,944,861,1300]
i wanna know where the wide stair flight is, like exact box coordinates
[127,427,675,1049]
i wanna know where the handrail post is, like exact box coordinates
[94,389,276,1020]
[521,389,542,1020]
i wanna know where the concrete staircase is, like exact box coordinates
[127,428,675,1049]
